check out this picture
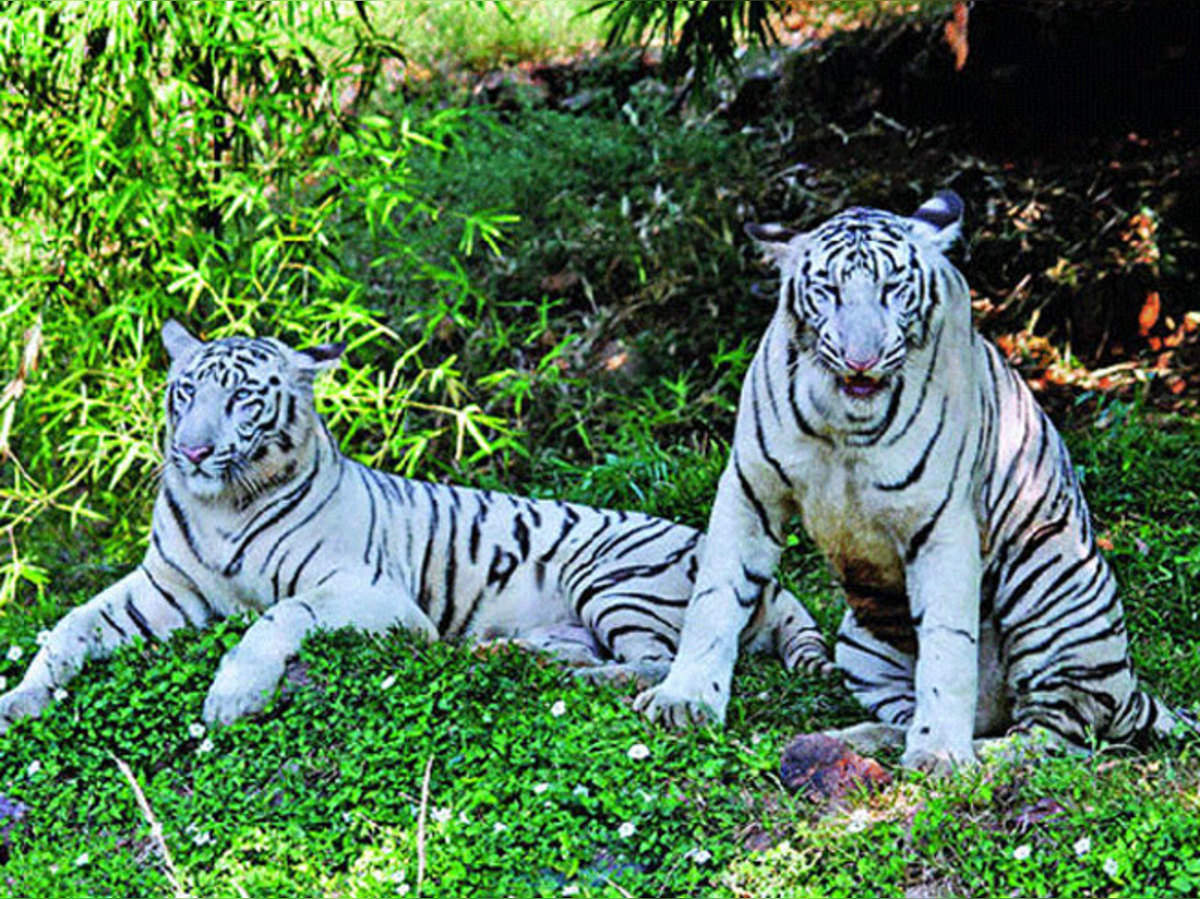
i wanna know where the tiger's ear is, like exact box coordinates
[745,222,801,267]
[909,190,964,251]
[296,341,347,372]
[162,319,203,362]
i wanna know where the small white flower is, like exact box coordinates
[191,831,213,846]
[188,722,206,739]
[563,885,581,896]
[26,760,41,777]
[397,885,411,896]
[53,687,68,702]
[845,808,871,833]
[7,645,22,662]
[550,699,567,717]
[35,630,51,647]
[493,821,508,834]
[380,674,397,691]
[196,737,214,755]
[617,821,636,839]
[572,785,589,798]
[1074,836,1092,857]
[74,852,89,867]
[1103,857,1120,878]
[458,811,470,825]
[627,743,650,761]
[684,847,712,865]
[431,807,452,825]
[533,782,550,795]
[0,676,6,691]
[1013,844,1032,861]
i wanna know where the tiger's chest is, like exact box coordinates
[794,460,905,591]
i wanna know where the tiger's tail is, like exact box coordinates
[772,590,834,676]
[1114,687,1200,745]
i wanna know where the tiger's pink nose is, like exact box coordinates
[844,354,880,373]
[179,443,214,465]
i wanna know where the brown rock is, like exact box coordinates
[780,733,892,802]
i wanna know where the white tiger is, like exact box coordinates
[0,321,830,734]
[636,191,1194,770]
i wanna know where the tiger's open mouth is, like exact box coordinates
[838,373,888,399]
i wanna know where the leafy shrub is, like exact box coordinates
[590,0,950,83]
[0,1,515,606]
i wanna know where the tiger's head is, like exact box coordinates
[747,191,967,429]
[161,321,344,502]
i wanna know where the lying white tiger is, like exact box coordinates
[0,322,830,734]
[637,191,1194,770]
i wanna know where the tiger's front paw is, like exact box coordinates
[633,674,729,729]
[900,743,976,776]
[201,657,283,726]
[0,687,49,736]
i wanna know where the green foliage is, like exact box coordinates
[726,751,1200,898]
[376,0,607,71]
[0,1,516,606]
[589,0,949,83]
[0,622,839,897]
[591,0,788,81]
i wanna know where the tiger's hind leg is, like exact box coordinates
[572,625,675,690]
[476,621,609,667]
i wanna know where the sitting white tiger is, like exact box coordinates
[0,321,830,734]
[637,191,1195,770]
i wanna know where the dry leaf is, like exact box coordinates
[943,2,969,71]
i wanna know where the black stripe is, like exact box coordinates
[417,483,440,613]
[785,339,832,445]
[904,428,969,564]
[438,503,460,635]
[140,563,199,627]
[100,609,128,639]
[163,487,207,567]
[124,596,157,641]
[258,453,346,573]
[592,602,682,634]
[605,625,676,657]
[734,456,784,546]
[537,504,579,566]
[874,395,947,491]
[469,495,486,564]
[883,324,943,448]
[360,467,378,565]
[236,452,324,576]
[513,514,530,561]
[751,378,794,489]
[286,540,324,597]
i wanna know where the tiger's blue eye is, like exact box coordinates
[233,387,252,402]
[177,382,195,400]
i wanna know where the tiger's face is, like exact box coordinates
[161,322,343,501]
[748,191,965,430]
